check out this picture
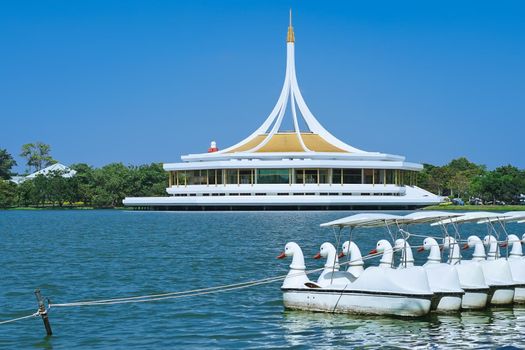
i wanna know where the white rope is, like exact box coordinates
[0,311,40,325]
[49,249,394,308]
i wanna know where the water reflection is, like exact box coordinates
[281,307,525,348]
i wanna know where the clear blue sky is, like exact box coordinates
[1,0,524,173]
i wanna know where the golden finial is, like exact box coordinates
[287,9,295,43]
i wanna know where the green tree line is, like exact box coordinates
[417,157,525,204]
[0,162,167,209]
[1,145,524,208]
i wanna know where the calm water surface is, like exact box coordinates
[1,210,524,349]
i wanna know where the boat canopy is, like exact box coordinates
[320,213,408,228]
[477,211,525,224]
[431,211,509,226]
[403,211,464,225]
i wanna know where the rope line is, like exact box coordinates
[49,249,394,308]
[0,311,40,325]
[0,248,399,323]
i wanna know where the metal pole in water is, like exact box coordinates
[34,289,52,336]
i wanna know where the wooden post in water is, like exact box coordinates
[34,289,52,336]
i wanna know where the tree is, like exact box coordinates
[473,165,524,204]
[69,163,94,206]
[93,163,130,207]
[446,158,486,199]
[47,170,69,207]
[16,180,37,207]
[128,163,167,197]
[20,142,56,173]
[0,180,17,208]
[0,149,17,180]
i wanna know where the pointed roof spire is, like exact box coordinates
[287,9,295,43]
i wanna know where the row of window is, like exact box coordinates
[171,192,402,197]
[169,168,417,187]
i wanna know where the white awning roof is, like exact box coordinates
[320,213,408,228]
[477,211,525,224]
[431,211,510,226]
[403,211,464,224]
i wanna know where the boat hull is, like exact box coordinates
[513,285,525,303]
[461,288,489,310]
[282,288,432,317]
[488,285,515,305]
[435,294,463,312]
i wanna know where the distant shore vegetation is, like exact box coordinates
[1,144,524,209]
[0,144,166,209]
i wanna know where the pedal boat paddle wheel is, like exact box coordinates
[277,213,434,317]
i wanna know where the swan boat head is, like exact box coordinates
[463,236,486,261]
[502,234,523,258]
[418,237,441,264]
[370,239,394,268]
[339,240,364,277]
[394,238,414,268]
[483,235,500,260]
[442,236,462,264]
[277,242,311,289]
[339,241,364,264]
[314,242,340,269]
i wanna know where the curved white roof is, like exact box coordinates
[182,15,410,165]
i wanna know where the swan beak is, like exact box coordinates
[313,252,322,260]
[369,249,378,255]
[276,251,286,259]
[500,242,508,248]
[338,251,345,258]
[462,243,469,250]
[417,246,425,252]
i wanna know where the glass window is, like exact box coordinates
[177,171,188,186]
[226,169,238,184]
[343,169,362,184]
[216,169,223,184]
[304,169,318,184]
[332,169,342,184]
[373,169,382,184]
[187,170,207,185]
[257,169,289,184]
[319,169,330,184]
[208,169,221,185]
[386,169,395,184]
[239,169,252,184]
[295,169,304,184]
[363,169,374,184]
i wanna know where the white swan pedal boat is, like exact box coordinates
[277,211,525,317]
[434,211,524,305]
[277,214,433,317]
[403,211,488,310]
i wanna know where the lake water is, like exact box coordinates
[1,210,524,349]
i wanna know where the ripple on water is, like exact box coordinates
[1,210,525,349]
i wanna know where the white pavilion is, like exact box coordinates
[124,14,442,210]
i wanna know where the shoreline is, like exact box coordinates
[422,204,525,211]
[3,205,525,211]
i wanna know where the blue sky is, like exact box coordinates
[1,0,524,172]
